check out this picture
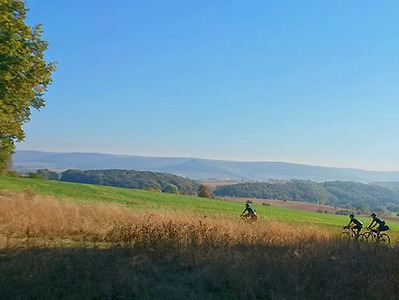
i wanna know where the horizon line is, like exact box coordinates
[14,149,399,173]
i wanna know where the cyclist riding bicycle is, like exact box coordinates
[241,202,257,220]
[368,212,390,240]
[343,213,363,238]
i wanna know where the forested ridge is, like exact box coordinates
[35,169,399,213]
[37,169,198,195]
[214,180,399,213]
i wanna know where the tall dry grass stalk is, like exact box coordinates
[2,190,399,299]
[0,190,332,248]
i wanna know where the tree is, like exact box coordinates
[27,172,45,179]
[198,184,211,198]
[36,168,59,180]
[0,0,55,173]
[162,184,179,194]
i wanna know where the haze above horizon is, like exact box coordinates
[17,1,399,172]
[13,149,399,173]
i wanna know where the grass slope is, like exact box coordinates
[2,176,399,299]
[1,175,399,236]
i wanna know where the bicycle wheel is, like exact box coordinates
[360,232,373,243]
[340,232,351,240]
[378,234,390,246]
[358,233,368,242]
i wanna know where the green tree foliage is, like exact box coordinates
[27,172,45,179]
[197,184,211,198]
[214,179,399,213]
[214,180,336,203]
[321,181,399,212]
[0,0,55,173]
[36,168,59,180]
[162,184,179,194]
[60,169,198,195]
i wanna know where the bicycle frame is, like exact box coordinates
[240,214,258,223]
[362,227,390,246]
[341,227,361,239]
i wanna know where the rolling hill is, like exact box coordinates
[13,150,399,182]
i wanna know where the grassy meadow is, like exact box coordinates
[2,175,397,232]
[1,175,399,299]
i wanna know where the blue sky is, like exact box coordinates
[17,0,399,171]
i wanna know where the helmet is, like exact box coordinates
[349,213,354,218]
[371,212,376,217]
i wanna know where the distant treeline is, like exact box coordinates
[36,169,198,195]
[35,169,399,213]
[214,180,399,213]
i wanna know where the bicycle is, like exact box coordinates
[340,226,364,241]
[240,213,258,223]
[360,226,390,246]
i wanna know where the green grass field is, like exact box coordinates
[1,175,398,237]
[2,175,399,299]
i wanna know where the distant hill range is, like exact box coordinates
[12,150,399,183]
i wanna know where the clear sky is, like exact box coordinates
[17,0,399,171]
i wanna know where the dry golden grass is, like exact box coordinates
[0,189,332,248]
[2,190,399,299]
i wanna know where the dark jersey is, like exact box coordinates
[372,216,385,227]
[243,206,255,214]
[349,217,363,228]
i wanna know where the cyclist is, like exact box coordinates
[343,213,363,238]
[368,212,390,240]
[241,202,257,220]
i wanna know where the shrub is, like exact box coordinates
[198,185,211,198]
[162,184,179,194]
[6,170,19,177]
[36,169,60,180]
[335,209,352,215]
[27,173,46,180]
